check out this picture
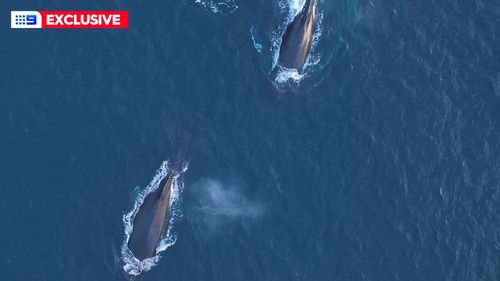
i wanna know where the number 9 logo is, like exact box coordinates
[26,15,37,25]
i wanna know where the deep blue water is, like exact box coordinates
[2,0,500,280]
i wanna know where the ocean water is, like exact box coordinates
[1,0,500,280]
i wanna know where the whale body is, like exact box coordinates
[278,0,316,71]
[128,174,174,261]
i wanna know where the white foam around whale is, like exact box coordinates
[121,160,188,276]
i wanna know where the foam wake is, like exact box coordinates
[121,161,188,276]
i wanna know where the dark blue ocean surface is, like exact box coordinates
[1,0,500,280]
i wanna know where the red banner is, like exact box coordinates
[39,11,128,29]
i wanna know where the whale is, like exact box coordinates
[278,0,316,71]
[128,173,174,261]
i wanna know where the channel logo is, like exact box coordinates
[11,11,42,28]
[11,11,128,29]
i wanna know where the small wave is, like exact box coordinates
[194,0,238,15]
[250,26,263,53]
[121,161,188,276]
[275,66,303,84]
[279,0,307,20]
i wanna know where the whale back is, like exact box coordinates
[278,0,316,71]
[128,174,173,261]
